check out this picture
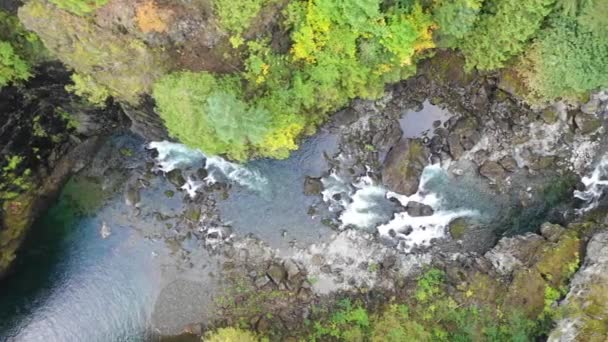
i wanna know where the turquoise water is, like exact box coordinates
[0,178,160,341]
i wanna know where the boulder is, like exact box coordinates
[406,201,434,217]
[303,177,323,196]
[479,161,506,182]
[498,155,518,172]
[267,263,287,285]
[382,138,429,196]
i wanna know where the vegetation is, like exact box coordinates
[518,3,608,102]
[66,73,110,107]
[0,155,32,201]
[204,327,263,342]
[154,0,435,160]
[459,0,556,70]
[19,0,169,104]
[0,10,46,88]
[48,0,108,16]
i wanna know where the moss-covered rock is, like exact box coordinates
[18,0,170,104]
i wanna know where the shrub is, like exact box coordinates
[0,10,47,88]
[66,73,110,107]
[0,41,30,88]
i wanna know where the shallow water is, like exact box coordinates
[0,101,581,341]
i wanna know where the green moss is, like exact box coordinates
[48,0,108,16]
[204,327,263,342]
[19,0,169,104]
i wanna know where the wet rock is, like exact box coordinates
[529,155,556,171]
[382,138,429,196]
[254,275,270,289]
[573,111,602,135]
[124,185,141,207]
[267,263,287,285]
[580,98,600,115]
[183,207,201,222]
[479,161,506,182]
[303,176,323,196]
[283,259,300,280]
[541,107,560,124]
[449,218,467,240]
[180,322,203,336]
[448,117,481,159]
[167,169,186,188]
[498,155,518,172]
[380,255,397,270]
[540,222,565,243]
[406,201,434,217]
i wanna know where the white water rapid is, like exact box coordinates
[322,164,479,252]
[574,157,608,212]
[148,141,268,197]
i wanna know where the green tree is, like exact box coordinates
[518,12,608,102]
[459,0,556,70]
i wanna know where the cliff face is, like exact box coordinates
[0,63,125,277]
[16,0,277,104]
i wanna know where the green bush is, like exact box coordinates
[459,0,556,70]
[48,0,108,15]
[0,10,47,88]
[0,41,30,87]
[518,12,608,102]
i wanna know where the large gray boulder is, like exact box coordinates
[381,138,429,196]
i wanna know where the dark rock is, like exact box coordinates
[447,117,481,159]
[479,161,506,182]
[539,223,565,243]
[382,138,429,196]
[167,169,186,188]
[499,155,518,172]
[406,201,434,217]
[267,263,287,285]
[381,255,397,270]
[303,176,323,196]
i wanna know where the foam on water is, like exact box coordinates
[323,164,479,252]
[339,177,394,229]
[574,157,608,212]
[148,141,268,196]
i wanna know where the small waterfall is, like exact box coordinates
[147,141,268,196]
[574,157,608,212]
[321,164,479,252]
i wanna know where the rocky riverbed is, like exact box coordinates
[1,51,608,341]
